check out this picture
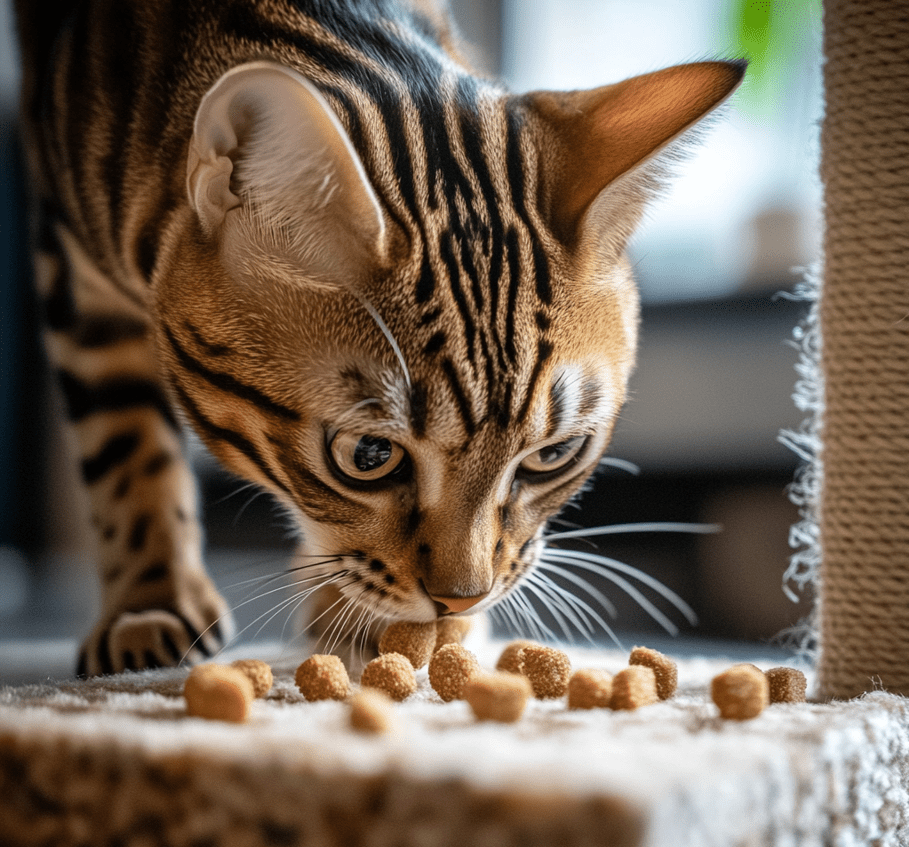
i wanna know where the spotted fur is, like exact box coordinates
[15,0,744,675]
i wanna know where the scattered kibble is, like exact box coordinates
[765,667,807,704]
[518,644,571,699]
[360,653,417,701]
[628,646,678,701]
[428,643,481,702]
[378,621,437,670]
[610,666,659,711]
[295,654,351,701]
[711,664,769,720]
[567,669,614,710]
[349,688,394,734]
[184,664,255,723]
[434,616,472,652]
[495,640,536,675]
[230,659,274,698]
[464,672,532,723]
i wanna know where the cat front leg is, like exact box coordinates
[36,218,233,676]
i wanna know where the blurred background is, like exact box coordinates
[0,0,822,673]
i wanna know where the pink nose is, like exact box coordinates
[430,593,488,614]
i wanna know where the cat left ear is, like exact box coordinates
[187,61,386,280]
[525,60,746,257]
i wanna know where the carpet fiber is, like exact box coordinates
[1,643,907,846]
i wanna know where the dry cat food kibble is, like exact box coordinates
[428,643,480,701]
[711,664,770,720]
[360,653,418,701]
[518,644,571,699]
[434,616,472,652]
[378,621,437,669]
[184,664,255,723]
[295,654,351,701]
[567,669,614,710]
[230,659,273,698]
[349,688,394,734]
[495,640,536,675]
[628,646,677,700]
[765,667,808,703]
[610,665,659,711]
[465,672,533,723]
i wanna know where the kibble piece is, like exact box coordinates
[610,666,659,711]
[519,645,571,699]
[495,640,536,675]
[184,664,255,723]
[295,654,351,701]
[360,653,417,701]
[465,672,532,723]
[230,659,274,698]
[428,643,481,702]
[378,621,437,669]
[434,617,473,652]
[567,669,614,710]
[712,664,770,720]
[350,688,394,734]
[628,646,678,701]
[765,667,807,704]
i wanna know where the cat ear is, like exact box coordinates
[187,61,386,279]
[524,61,745,257]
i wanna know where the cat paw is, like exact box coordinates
[77,605,234,677]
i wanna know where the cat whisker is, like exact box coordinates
[535,561,619,620]
[522,572,598,645]
[543,521,720,543]
[502,585,559,643]
[540,549,697,635]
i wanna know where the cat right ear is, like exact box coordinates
[524,60,746,261]
[187,61,386,282]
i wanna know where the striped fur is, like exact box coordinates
[16,0,744,674]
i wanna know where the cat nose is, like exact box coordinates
[429,593,488,615]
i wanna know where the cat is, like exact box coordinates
[15,0,744,676]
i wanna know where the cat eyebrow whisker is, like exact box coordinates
[354,292,412,390]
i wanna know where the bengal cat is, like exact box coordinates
[15,0,744,676]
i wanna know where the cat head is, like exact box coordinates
[157,58,743,629]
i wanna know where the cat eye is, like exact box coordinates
[519,436,588,476]
[329,432,406,482]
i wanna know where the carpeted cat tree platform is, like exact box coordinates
[2,0,908,844]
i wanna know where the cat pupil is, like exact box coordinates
[354,436,394,472]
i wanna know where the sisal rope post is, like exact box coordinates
[818,0,909,699]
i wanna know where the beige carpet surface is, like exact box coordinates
[1,643,907,846]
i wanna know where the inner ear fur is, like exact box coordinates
[525,60,746,254]
[186,61,386,281]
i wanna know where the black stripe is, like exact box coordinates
[441,358,475,436]
[172,381,290,496]
[409,380,429,438]
[185,322,231,357]
[419,306,443,326]
[42,260,78,332]
[99,1,138,255]
[72,316,147,349]
[516,339,554,425]
[82,432,140,484]
[498,379,514,429]
[439,231,476,364]
[128,514,152,551]
[163,324,300,421]
[57,369,179,428]
[503,227,521,363]
[415,251,436,303]
[423,330,446,356]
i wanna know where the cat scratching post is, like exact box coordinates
[818,0,909,699]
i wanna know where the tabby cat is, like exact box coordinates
[15,0,744,676]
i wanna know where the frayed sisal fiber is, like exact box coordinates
[1,644,909,847]
[815,0,909,698]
